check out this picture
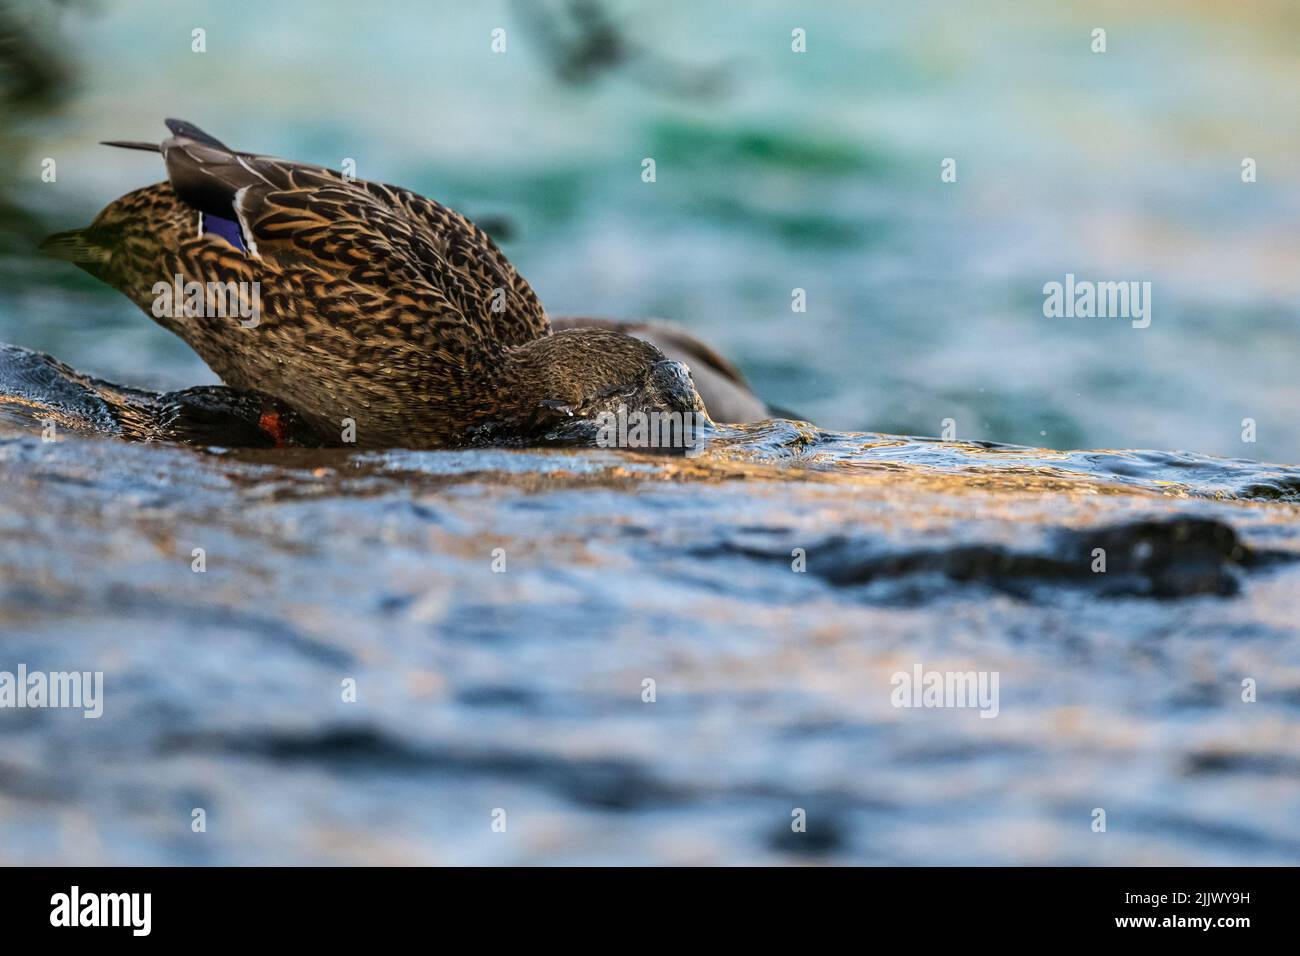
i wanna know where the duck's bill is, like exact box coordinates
[38,229,105,264]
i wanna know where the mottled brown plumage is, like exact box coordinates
[550,315,773,423]
[41,119,705,448]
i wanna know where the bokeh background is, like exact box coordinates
[2,0,1298,461]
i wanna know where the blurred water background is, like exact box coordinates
[2,0,1297,462]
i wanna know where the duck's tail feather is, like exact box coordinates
[163,118,232,151]
[100,140,160,152]
[38,228,109,265]
[160,118,266,223]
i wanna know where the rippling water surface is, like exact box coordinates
[2,384,1299,864]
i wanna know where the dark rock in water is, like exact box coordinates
[766,805,850,857]
[0,344,121,435]
[0,343,317,446]
[802,517,1290,599]
[160,725,688,810]
[2,341,1300,864]
[1058,518,1254,598]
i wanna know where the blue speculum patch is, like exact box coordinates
[202,212,246,252]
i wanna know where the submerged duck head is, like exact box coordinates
[493,327,711,450]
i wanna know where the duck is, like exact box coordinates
[550,316,774,423]
[40,119,706,449]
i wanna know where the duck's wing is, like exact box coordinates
[157,119,547,348]
[352,178,549,346]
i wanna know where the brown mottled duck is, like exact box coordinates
[551,316,776,423]
[40,119,706,448]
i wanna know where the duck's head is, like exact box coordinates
[495,327,711,453]
[39,188,181,290]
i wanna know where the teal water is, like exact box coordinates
[2,0,1298,462]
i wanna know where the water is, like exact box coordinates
[1,1,1298,865]
[2,369,1300,864]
